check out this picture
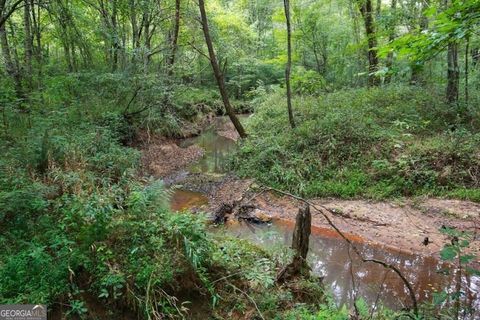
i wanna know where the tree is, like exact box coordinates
[0,20,23,98]
[166,0,180,76]
[0,0,23,29]
[23,0,33,89]
[390,0,480,103]
[198,0,247,139]
[283,0,295,128]
[410,0,430,85]
[446,41,459,104]
[357,0,380,86]
[384,0,396,84]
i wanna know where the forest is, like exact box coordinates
[0,0,479,319]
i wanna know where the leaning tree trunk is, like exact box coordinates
[277,205,311,282]
[198,0,247,138]
[358,0,380,86]
[446,42,459,104]
[283,0,296,129]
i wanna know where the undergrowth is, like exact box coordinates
[232,85,480,201]
[0,109,338,319]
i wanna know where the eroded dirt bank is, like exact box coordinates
[137,118,480,259]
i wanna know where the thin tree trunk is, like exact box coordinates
[30,0,42,80]
[23,0,33,89]
[411,0,429,84]
[446,42,459,104]
[0,21,23,98]
[385,0,396,84]
[0,0,23,29]
[166,0,180,76]
[358,0,380,86]
[198,0,247,139]
[283,0,296,128]
[129,0,139,70]
[376,0,381,16]
[465,37,469,106]
[111,0,119,72]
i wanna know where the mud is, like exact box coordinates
[136,131,204,178]
[249,192,480,258]
[138,115,480,259]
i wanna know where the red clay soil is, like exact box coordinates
[249,191,480,258]
[137,124,480,261]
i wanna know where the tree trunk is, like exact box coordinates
[465,37,469,106]
[30,0,42,79]
[23,0,33,89]
[384,0,396,84]
[143,19,152,71]
[0,21,23,98]
[358,0,380,86]
[0,0,24,29]
[283,0,296,128]
[198,0,247,139]
[446,42,459,104]
[410,0,429,85]
[111,0,119,72]
[277,205,311,282]
[166,0,180,76]
[292,205,311,261]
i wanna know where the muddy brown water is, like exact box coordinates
[226,220,479,312]
[169,115,480,314]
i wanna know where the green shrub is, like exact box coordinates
[232,85,480,200]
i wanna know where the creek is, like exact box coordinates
[168,116,480,312]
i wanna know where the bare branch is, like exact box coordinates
[250,186,419,316]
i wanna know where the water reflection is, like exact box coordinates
[226,221,480,313]
[180,130,235,174]
[170,189,208,211]
[179,116,247,174]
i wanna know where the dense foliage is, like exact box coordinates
[0,111,330,318]
[233,85,480,200]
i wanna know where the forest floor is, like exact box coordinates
[137,118,480,260]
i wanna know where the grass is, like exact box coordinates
[232,85,480,201]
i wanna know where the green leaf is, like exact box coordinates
[440,246,457,261]
[433,291,448,305]
[466,267,480,276]
[460,254,476,264]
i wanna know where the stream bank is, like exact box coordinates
[137,115,480,311]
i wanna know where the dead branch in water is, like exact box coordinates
[250,186,419,316]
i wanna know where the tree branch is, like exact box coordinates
[251,186,419,316]
[0,0,25,28]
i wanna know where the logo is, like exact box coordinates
[0,305,47,320]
